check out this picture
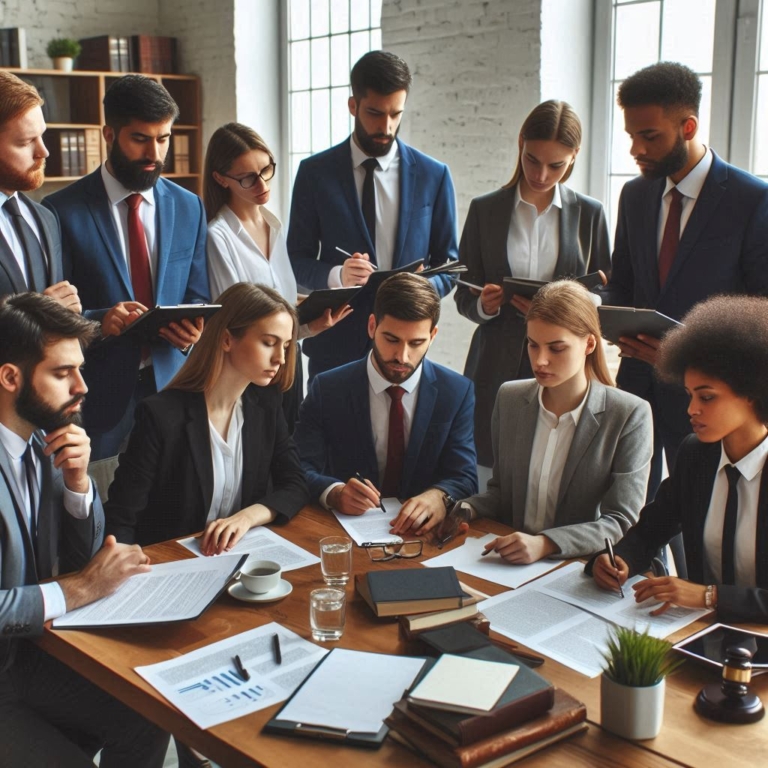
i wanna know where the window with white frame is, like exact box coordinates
[753,0,768,179]
[287,0,383,183]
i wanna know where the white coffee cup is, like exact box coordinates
[240,560,281,594]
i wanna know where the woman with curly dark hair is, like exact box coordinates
[591,294,768,622]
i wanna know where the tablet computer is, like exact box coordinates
[673,623,768,671]
[598,306,681,345]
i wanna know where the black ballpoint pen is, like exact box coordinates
[234,654,250,681]
[272,633,282,665]
[355,472,384,512]
[605,537,625,598]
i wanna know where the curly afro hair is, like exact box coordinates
[656,295,768,422]
[618,61,701,115]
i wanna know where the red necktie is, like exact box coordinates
[381,386,405,497]
[658,187,683,287]
[125,193,154,308]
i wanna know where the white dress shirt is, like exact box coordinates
[478,183,562,320]
[0,191,47,284]
[320,352,423,507]
[703,437,768,587]
[207,205,298,304]
[657,148,713,254]
[524,385,589,534]
[328,136,401,287]
[0,422,93,622]
[100,163,158,288]
[206,399,244,523]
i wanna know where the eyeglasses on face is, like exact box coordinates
[222,162,276,188]
[361,540,423,562]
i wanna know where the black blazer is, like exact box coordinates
[105,385,309,546]
[454,184,610,465]
[596,435,768,623]
[0,193,63,295]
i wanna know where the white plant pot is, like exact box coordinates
[600,674,665,740]
[52,57,74,72]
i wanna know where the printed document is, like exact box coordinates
[332,498,403,545]
[136,622,328,729]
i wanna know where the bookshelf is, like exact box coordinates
[2,67,202,197]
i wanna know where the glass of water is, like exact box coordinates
[319,535,352,585]
[310,587,346,641]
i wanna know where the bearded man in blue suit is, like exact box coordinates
[44,76,210,459]
[287,50,459,379]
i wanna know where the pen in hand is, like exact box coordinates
[355,472,384,512]
[605,537,625,598]
[335,246,378,269]
[234,654,250,681]
[272,633,282,665]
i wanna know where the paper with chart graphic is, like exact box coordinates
[177,526,320,571]
[135,622,328,729]
[332,498,403,545]
[480,562,708,677]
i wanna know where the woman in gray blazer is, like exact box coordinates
[461,281,652,562]
[455,101,611,466]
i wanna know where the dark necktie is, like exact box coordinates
[721,464,741,585]
[658,186,684,287]
[22,443,38,544]
[3,196,48,292]
[361,158,379,254]
[382,386,405,497]
[125,194,154,308]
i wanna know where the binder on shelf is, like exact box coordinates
[78,36,131,72]
[0,28,27,68]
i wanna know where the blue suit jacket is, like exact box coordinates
[294,357,478,503]
[287,138,459,374]
[43,171,210,433]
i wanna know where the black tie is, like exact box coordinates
[361,158,379,254]
[721,464,741,585]
[3,196,48,292]
[22,443,38,544]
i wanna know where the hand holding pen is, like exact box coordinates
[327,474,383,516]
[605,538,625,598]
[335,246,377,287]
[592,540,630,597]
[355,472,384,512]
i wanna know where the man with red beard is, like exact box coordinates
[44,75,210,460]
[0,292,169,767]
[0,72,80,311]
[295,273,477,536]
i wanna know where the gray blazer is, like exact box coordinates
[0,433,103,672]
[455,184,610,465]
[464,380,652,558]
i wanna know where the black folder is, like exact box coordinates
[598,305,681,345]
[100,304,221,345]
[296,287,361,325]
[503,271,603,300]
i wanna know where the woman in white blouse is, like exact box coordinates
[454,101,611,466]
[203,123,350,427]
[458,281,652,563]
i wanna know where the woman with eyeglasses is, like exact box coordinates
[204,123,351,428]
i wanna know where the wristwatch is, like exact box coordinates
[442,492,457,512]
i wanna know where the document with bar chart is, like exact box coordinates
[135,622,327,728]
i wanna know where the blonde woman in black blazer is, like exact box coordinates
[455,101,610,465]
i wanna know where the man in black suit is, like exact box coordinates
[0,72,80,311]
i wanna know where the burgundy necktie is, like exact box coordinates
[381,386,405,497]
[658,186,683,287]
[125,193,154,308]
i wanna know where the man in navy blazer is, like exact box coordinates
[601,62,768,497]
[295,273,477,536]
[287,51,458,379]
[44,76,210,459]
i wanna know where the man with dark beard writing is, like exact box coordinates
[44,75,210,460]
[0,72,80,312]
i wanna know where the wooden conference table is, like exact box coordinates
[38,506,768,768]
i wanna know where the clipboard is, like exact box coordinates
[297,287,361,325]
[98,304,222,345]
[598,306,681,345]
[263,648,429,748]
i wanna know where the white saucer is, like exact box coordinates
[228,579,293,603]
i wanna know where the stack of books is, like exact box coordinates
[78,36,133,72]
[0,27,27,68]
[132,36,178,74]
[386,647,587,767]
[172,135,190,174]
[45,129,101,177]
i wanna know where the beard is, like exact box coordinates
[16,378,84,432]
[637,133,688,180]
[371,337,425,385]
[354,115,399,158]
[109,139,164,191]
[0,157,45,192]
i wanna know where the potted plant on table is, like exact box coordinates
[600,626,683,740]
[46,38,81,72]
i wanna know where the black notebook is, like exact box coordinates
[297,287,361,325]
[99,304,221,345]
[502,271,603,300]
[598,305,681,345]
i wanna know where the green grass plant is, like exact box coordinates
[602,626,684,687]
[46,38,82,59]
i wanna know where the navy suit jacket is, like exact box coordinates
[294,357,478,503]
[287,138,459,373]
[602,152,768,402]
[43,171,210,433]
[0,194,63,295]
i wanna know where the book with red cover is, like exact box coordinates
[386,687,586,768]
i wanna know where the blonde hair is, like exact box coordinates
[527,280,613,386]
[0,72,43,128]
[505,100,581,188]
[167,283,297,393]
